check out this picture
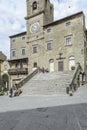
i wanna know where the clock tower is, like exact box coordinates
[25,0,54,42]
[25,0,54,72]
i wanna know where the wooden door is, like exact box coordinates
[58,61,63,71]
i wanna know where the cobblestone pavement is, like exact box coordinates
[0,84,87,130]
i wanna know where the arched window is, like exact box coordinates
[32,1,37,10]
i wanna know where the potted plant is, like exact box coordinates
[71,66,75,70]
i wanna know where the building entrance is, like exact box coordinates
[69,56,75,70]
[58,61,63,71]
[49,59,54,72]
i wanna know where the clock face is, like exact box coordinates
[30,22,40,33]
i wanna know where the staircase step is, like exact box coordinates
[21,71,74,95]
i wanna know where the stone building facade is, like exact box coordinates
[8,32,28,85]
[9,0,87,84]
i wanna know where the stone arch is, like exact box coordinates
[32,1,37,10]
[2,74,9,91]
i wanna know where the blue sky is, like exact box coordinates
[0,0,87,59]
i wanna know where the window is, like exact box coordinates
[22,36,25,40]
[32,1,37,10]
[50,6,53,14]
[4,65,7,71]
[45,0,48,7]
[12,50,16,57]
[47,43,52,50]
[47,28,51,33]
[15,63,18,68]
[46,41,53,50]
[33,62,37,68]
[22,48,26,55]
[12,39,15,43]
[65,35,72,46]
[66,21,71,27]
[32,45,38,53]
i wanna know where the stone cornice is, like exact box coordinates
[25,10,45,20]
[26,37,44,44]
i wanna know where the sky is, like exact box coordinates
[0,0,87,59]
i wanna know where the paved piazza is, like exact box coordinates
[0,85,87,130]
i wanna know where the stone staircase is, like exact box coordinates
[21,71,74,95]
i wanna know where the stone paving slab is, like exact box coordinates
[0,84,87,113]
[0,103,87,130]
[0,84,87,130]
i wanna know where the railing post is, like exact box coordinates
[81,72,85,85]
[69,84,73,96]
[68,63,84,96]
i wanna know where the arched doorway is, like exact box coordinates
[2,74,9,91]
[69,56,75,70]
[49,59,54,72]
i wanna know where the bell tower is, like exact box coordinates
[25,0,54,42]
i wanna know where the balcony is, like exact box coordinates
[8,68,28,75]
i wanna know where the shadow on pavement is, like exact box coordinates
[0,103,87,130]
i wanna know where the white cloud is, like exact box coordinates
[0,0,87,59]
[0,0,26,59]
[52,0,87,24]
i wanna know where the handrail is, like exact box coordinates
[69,63,82,92]
[16,68,38,88]
[16,67,49,88]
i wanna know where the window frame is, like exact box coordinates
[12,50,16,57]
[12,39,15,43]
[66,21,71,27]
[46,40,53,51]
[21,48,26,55]
[32,45,38,53]
[65,35,72,46]
[47,28,51,33]
[22,36,25,40]
[32,1,37,10]
[33,62,37,68]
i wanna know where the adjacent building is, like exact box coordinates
[0,52,8,90]
[8,32,28,85]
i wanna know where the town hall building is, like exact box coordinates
[8,0,87,84]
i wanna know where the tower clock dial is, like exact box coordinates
[30,22,40,33]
